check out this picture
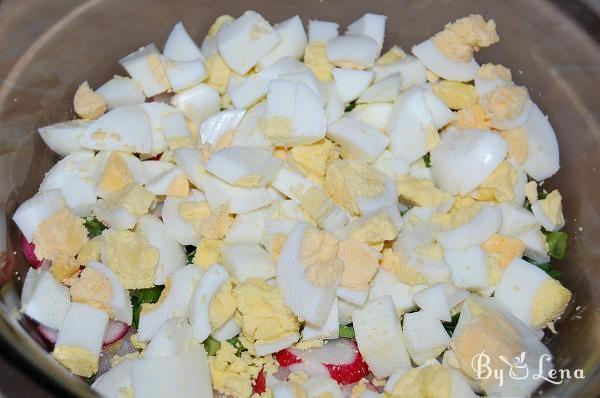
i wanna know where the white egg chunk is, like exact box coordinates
[303,376,343,398]
[80,105,153,153]
[326,35,379,69]
[350,102,393,129]
[161,191,205,246]
[265,79,327,146]
[444,246,489,290]
[498,203,540,237]
[13,189,66,242]
[302,298,339,341]
[91,359,133,398]
[200,172,272,214]
[137,265,204,341]
[92,183,155,230]
[211,317,241,341]
[346,13,387,48]
[83,261,133,324]
[172,147,205,188]
[163,21,204,62]
[162,57,207,93]
[52,302,109,377]
[422,86,455,129]
[206,146,282,187]
[518,227,551,264]
[279,70,327,105]
[480,85,532,130]
[37,119,89,156]
[259,15,307,69]
[308,20,339,42]
[326,117,388,162]
[161,111,196,150]
[136,215,187,285]
[94,150,149,198]
[531,190,565,232]
[216,10,280,75]
[277,223,343,326]
[386,86,437,164]
[119,43,170,97]
[170,83,220,125]
[402,310,450,365]
[373,55,427,89]
[145,166,190,197]
[413,283,458,322]
[431,129,507,195]
[96,76,146,109]
[139,102,175,155]
[38,150,97,216]
[190,264,230,341]
[357,73,400,104]
[495,258,571,329]
[412,39,479,82]
[436,205,502,249]
[143,317,194,359]
[230,101,273,148]
[199,109,246,145]
[521,103,560,180]
[221,244,276,281]
[21,268,70,330]
[332,68,374,103]
[474,63,513,97]
[369,268,420,314]
[352,295,411,378]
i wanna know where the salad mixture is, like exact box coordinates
[13,10,572,398]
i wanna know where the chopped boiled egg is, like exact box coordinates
[206,146,282,187]
[531,189,565,231]
[92,183,155,230]
[163,21,204,62]
[21,268,70,330]
[346,13,387,48]
[73,81,107,120]
[259,15,307,69]
[326,116,388,162]
[37,119,89,156]
[96,76,145,109]
[326,35,380,70]
[119,43,171,97]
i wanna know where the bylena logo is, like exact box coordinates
[471,351,585,387]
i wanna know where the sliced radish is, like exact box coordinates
[275,348,302,366]
[322,341,370,385]
[253,368,267,395]
[103,320,130,345]
[37,324,58,345]
[20,234,42,269]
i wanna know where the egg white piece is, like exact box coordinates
[265,79,327,146]
[221,244,276,281]
[431,129,507,195]
[521,103,560,181]
[531,200,564,232]
[336,286,369,306]
[356,180,400,217]
[324,83,345,126]
[80,105,153,153]
[161,192,204,246]
[413,283,454,322]
[225,206,274,245]
[444,246,489,290]
[21,268,71,330]
[402,310,450,365]
[422,86,455,129]
[353,295,411,378]
[39,150,98,217]
[217,11,280,75]
[308,20,339,43]
[94,151,149,198]
[302,298,339,341]
[303,376,343,398]
[144,318,194,359]
[517,227,550,264]
[259,15,307,69]
[139,102,177,155]
[412,38,479,82]
[86,262,133,324]
[386,86,434,164]
[206,146,282,187]
[279,70,327,105]
[96,76,146,109]
[277,223,341,326]
[38,120,90,156]
[409,159,433,180]
[373,55,427,89]
[346,13,387,48]
[91,359,133,398]
[137,265,204,341]
[136,215,187,285]
[256,332,301,356]
[498,203,540,237]
[230,101,273,148]
[162,57,207,93]
[170,83,220,125]
[190,264,230,342]
[332,68,374,103]
[172,147,204,189]
[55,302,109,357]
[357,73,401,104]
[368,268,420,314]
[200,172,272,214]
[131,342,212,398]
[119,43,170,97]
[326,117,388,162]
[144,166,189,197]
[437,205,502,249]
[142,160,175,179]
[161,111,196,149]
[199,109,246,145]
[326,35,379,69]
[163,21,204,62]
[350,103,393,130]
[211,317,241,342]
[13,189,66,242]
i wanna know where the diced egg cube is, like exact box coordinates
[119,43,171,97]
[200,172,273,214]
[145,166,190,197]
[332,68,374,103]
[326,116,388,162]
[13,189,66,242]
[199,109,246,145]
[162,57,207,92]
[190,264,230,341]
[170,83,220,125]
[221,244,276,281]
[96,76,145,109]
[162,111,196,150]
[37,120,89,156]
[402,310,450,365]
[172,147,205,188]
[205,146,282,187]
[326,35,380,69]
[308,20,339,43]
[258,15,307,69]
[357,73,400,104]
[86,261,133,325]
[163,21,204,62]
[21,268,70,330]
[412,38,479,82]
[521,103,560,181]
[345,13,387,48]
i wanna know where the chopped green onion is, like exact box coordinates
[443,313,460,336]
[83,217,106,238]
[227,336,247,356]
[544,231,568,260]
[339,324,355,339]
[344,100,357,113]
[204,336,222,356]
[130,285,165,329]
[423,153,431,168]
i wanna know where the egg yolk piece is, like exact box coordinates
[433,14,499,62]
[32,208,89,261]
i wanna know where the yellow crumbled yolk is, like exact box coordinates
[296,187,338,228]
[377,46,406,65]
[300,226,343,287]
[180,201,233,240]
[53,345,99,377]
[77,236,102,266]
[32,208,89,261]
[415,242,445,260]
[431,202,482,230]
[234,279,300,347]
[453,104,492,129]
[209,279,237,329]
[396,174,450,207]
[537,190,565,228]
[480,85,529,121]
[499,128,528,164]
[432,81,478,110]
[338,239,380,289]
[70,267,112,312]
[324,159,385,215]
[269,233,288,261]
[193,238,224,269]
[432,14,499,62]
[288,138,337,182]
[97,183,155,219]
[50,257,80,284]
[205,54,232,94]
[73,81,106,120]
[477,63,512,81]
[381,248,427,285]
[101,229,159,289]
[387,363,451,398]
[471,161,517,203]
[304,42,334,82]
[525,181,538,204]
[531,278,571,329]
[167,174,190,197]
[264,116,293,143]
[482,234,525,268]
[234,174,262,188]
[348,211,399,244]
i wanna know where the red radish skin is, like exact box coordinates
[275,349,302,366]
[149,153,163,161]
[37,324,58,345]
[103,320,130,346]
[20,234,42,268]
[253,368,266,395]
[324,348,370,385]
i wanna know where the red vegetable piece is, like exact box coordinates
[253,368,266,395]
[275,349,302,367]
[20,234,42,268]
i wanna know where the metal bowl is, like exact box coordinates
[0,0,598,396]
